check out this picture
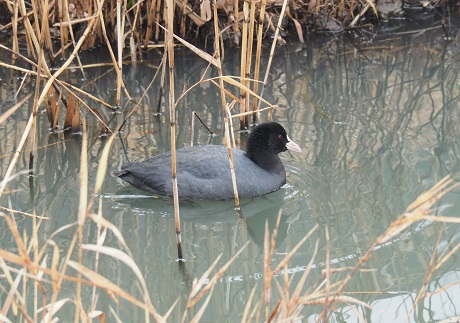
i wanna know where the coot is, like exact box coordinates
[113,122,301,200]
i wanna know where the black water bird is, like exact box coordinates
[113,122,301,200]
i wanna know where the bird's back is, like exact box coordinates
[114,145,286,199]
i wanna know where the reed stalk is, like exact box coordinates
[12,0,19,62]
[29,7,47,172]
[116,0,124,105]
[244,0,257,125]
[154,0,162,40]
[212,0,240,207]
[27,8,51,319]
[157,53,167,114]
[180,0,188,37]
[74,117,88,322]
[144,0,156,47]
[94,0,131,101]
[233,0,239,41]
[251,0,266,123]
[129,1,142,62]
[263,0,289,85]
[165,0,183,261]
[319,226,331,321]
[57,0,67,57]
[60,0,86,77]
[239,0,249,129]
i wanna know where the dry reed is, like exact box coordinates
[0,0,458,321]
[1,0,437,133]
[0,131,459,320]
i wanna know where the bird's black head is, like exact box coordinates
[246,122,301,170]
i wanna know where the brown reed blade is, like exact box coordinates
[379,176,458,244]
[129,13,139,62]
[263,0,289,85]
[0,206,48,220]
[226,102,237,147]
[272,224,319,273]
[330,175,459,313]
[0,93,33,125]
[81,244,152,304]
[180,254,220,323]
[291,239,320,301]
[300,295,371,308]
[174,0,210,27]
[94,2,131,101]
[286,7,304,42]
[221,76,275,107]
[241,286,257,322]
[224,112,240,199]
[0,111,35,197]
[74,117,88,320]
[45,86,58,128]
[144,0,156,47]
[349,3,375,28]
[405,224,445,322]
[2,215,35,275]
[319,226,331,321]
[67,260,162,321]
[17,0,39,59]
[180,0,188,37]
[190,285,215,323]
[263,221,271,320]
[189,241,249,308]
[156,23,221,68]
[64,93,81,132]
[0,266,25,320]
[57,0,68,57]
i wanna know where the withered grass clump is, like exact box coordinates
[0,0,379,56]
[0,0,453,64]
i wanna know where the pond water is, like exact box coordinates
[1,14,460,322]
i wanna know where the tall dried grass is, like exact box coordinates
[0,0,407,134]
[0,169,458,321]
[1,0,459,321]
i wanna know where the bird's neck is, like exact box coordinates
[246,150,283,173]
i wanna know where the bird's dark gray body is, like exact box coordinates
[113,122,302,200]
[113,145,286,200]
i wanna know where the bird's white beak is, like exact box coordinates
[285,135,302,153]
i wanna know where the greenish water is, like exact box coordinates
[1,17,460,322]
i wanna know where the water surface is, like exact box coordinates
[1,16,460,322]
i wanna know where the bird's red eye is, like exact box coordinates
[278,134,283,140]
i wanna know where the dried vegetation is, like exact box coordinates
[0,0,459,321]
